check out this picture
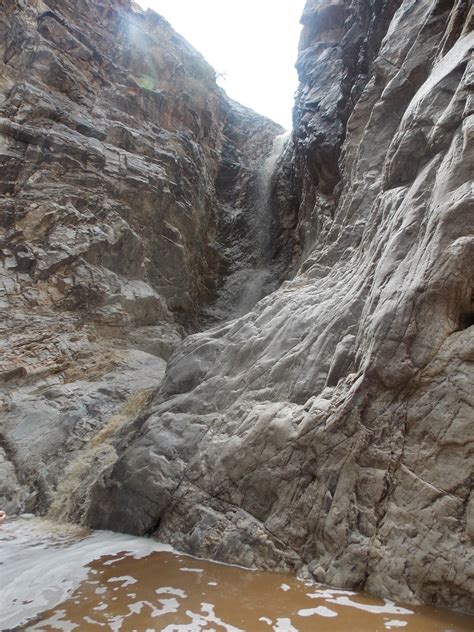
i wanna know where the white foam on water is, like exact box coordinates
[109,612,125,632]
[326,596,414,616]
[103,555,129,565]
[1,515,466,632]
[160,602,244,631]
[385,620,409,629]
[273,617,300,631]
[26,609,80,631]
[107,575,138,586]
[260,616,300,632]
[306,588,358,599]
[129,601,144,614]
[156,586,188,598]
[152,597,180,617]
[0,516,173,629]
[83,615,104,625]
[91,597,183,629]
[298,606,338,618]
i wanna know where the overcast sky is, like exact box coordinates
[136,0,305,129]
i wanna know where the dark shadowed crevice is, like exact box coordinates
[459,312,474,330]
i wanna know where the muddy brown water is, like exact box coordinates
[1,517,472,631]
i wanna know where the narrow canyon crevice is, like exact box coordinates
[0,0,473,615]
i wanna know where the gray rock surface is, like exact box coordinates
[85,0,474,613]
[1,0,473,615]
[0,1,282,515]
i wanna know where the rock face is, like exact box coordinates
[85,0,473,612]
[0,1,282,514]
[1,0,473,615]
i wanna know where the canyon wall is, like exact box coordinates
[1,0,473,614]
[85,0,473,611]
[0,0,282,517]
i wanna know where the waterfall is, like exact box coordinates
[232,131,290,317]
[204,130,290,322]
[254,131,291,262]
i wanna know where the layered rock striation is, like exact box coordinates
[0,0,282,517]
[1,0,473,614]
[85,0,473,612]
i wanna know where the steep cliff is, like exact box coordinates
[0,0,282,516]
[84,0,472,612]
[1,0,473,615]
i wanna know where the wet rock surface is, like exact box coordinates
[1,0,473,615]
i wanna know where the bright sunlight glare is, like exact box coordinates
[136,0,305,129]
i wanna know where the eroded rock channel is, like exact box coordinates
[0,0,473,618]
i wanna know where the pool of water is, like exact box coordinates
[1,517,472,631]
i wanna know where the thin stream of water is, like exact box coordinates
[207,131,290,321]
[233,131,290,317]
[254,131,290,262]
[1,517,473,631]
